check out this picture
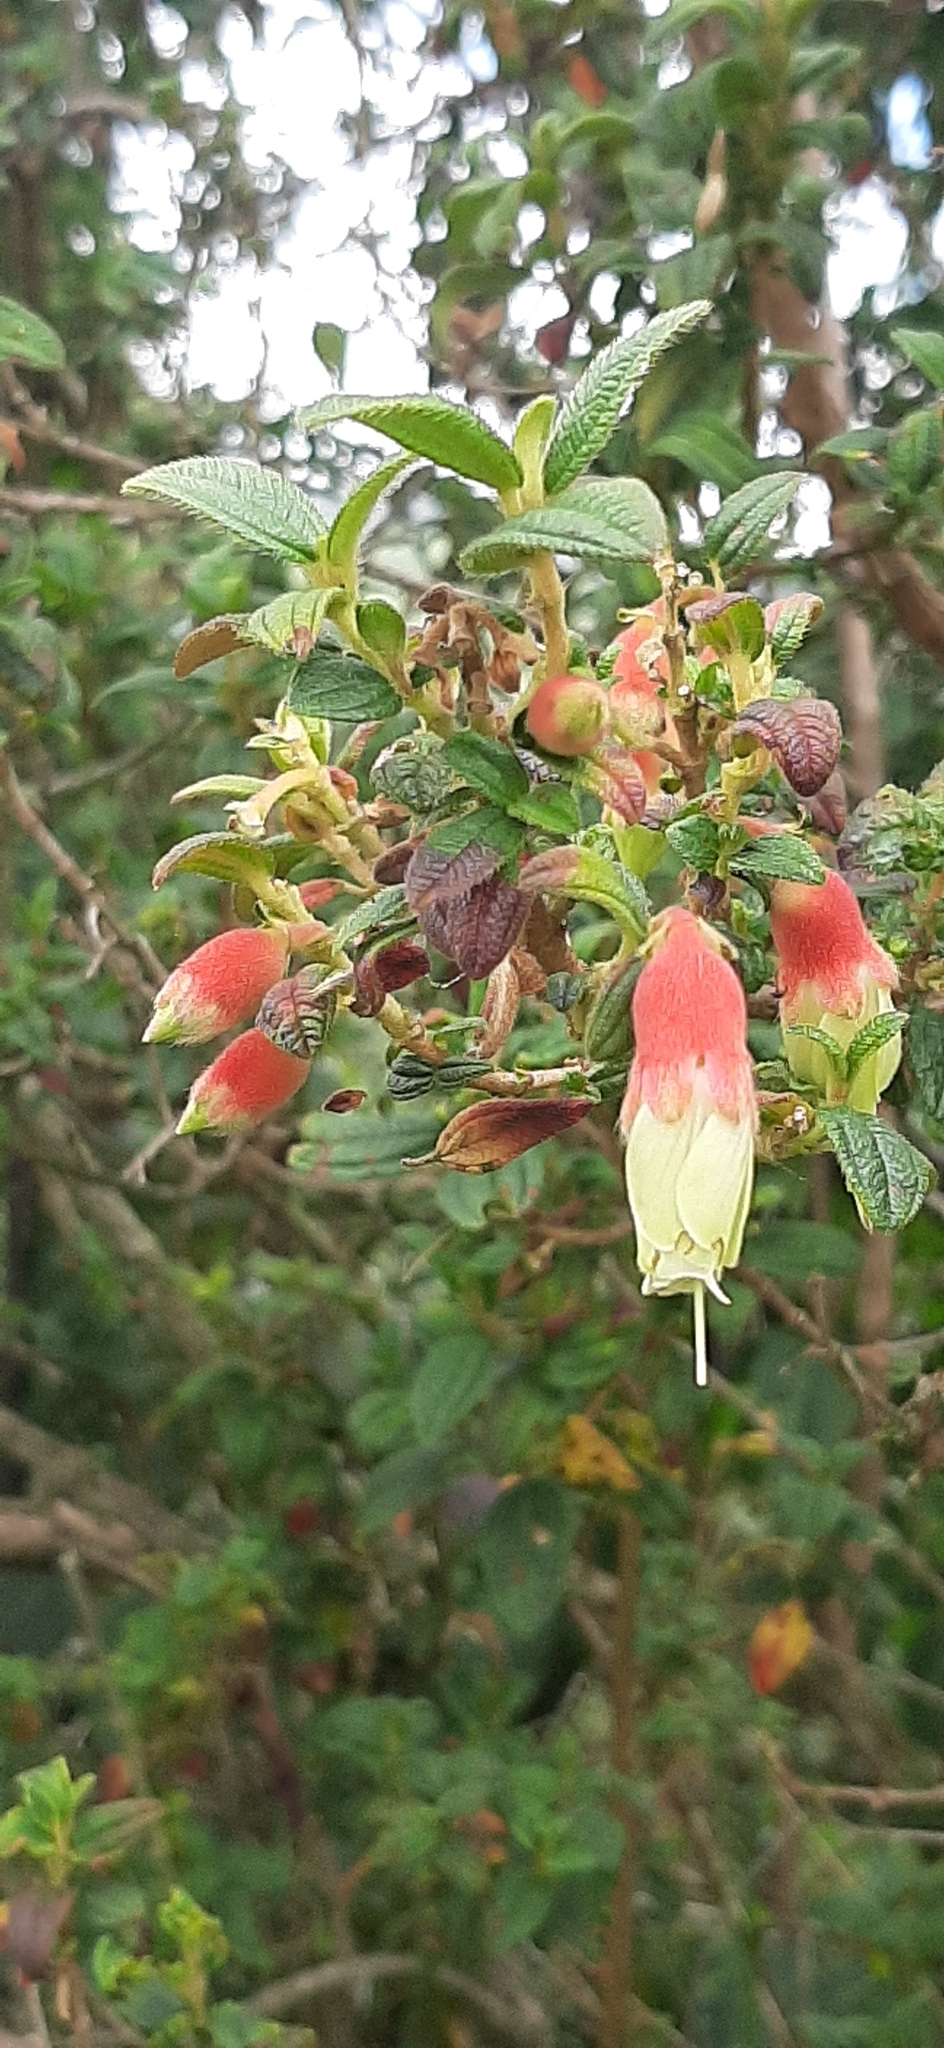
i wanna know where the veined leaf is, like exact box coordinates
[702,471,802,575]
[123,457,326,562]
[299,393,522,493]
[543,299,712,497]
[288,653,402,722]
[650,412,761,492]
[820,1107,934,1232]
[151,833,277,892]
[729,834,825,887]
[459,477,667,575]
[244,587,339,655]
[327,455,420,576]
[0,297,65,370]
[442,730,529,807]
[845,1009,906,1083]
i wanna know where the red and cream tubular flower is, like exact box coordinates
[176,1028,311,1135]
[619,908,757,1385]
[144,927,289,1046]
[769,870,900,1113]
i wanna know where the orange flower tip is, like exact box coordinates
[526,673,610,757]
[748,1599,814,1696]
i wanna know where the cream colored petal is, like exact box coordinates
[625,1101,703,1252]
[675,1112,755,1269]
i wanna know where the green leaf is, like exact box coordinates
[819,1107,935,1232]
[814,428,888,460]
[784,1023,849,1079]
[459,479,667,576]
[513,395,558,483]
[729,833,825,887]
[543,300,711,497]
[909,1005,944,1122]
[410,1332,501,1445]
[702,472,802,575]
[288,653,402,722]
[508,784,581,835]
[243,586,338,655]
[151,833,277,892]
[442,730,528,808]
[886,408,944,500]
[0,297,65,369]
[891,327,944,392]
[665,812,721,870]
[477,1478,582,1638]
[427,805,526,860]
[299,393,522,493]
[313,321,345,377]
[650,413,761,493]
[123,458,326,561]
[357,599,407,664]
[358,1445,452,1535]
[291,1105,441,1181]
[845,1008,906,1083]
[750,1219,861,1282]
[335,885,412,947]
[327,455,420,576]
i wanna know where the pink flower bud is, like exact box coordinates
[526,674,611,757]
[176,1028,311,1135]
[610,606,673,800]
[144,927,289,1046]
[620,907,756,1384]
[769,869,900,1111]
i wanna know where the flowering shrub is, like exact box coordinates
[132,308,938,1388]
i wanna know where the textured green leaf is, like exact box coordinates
[844,1008,906,1082]
[0,297,65,369]
[299,393,521,492]
[508,784,581,835]
[891,328,944,391]
[512,395,558,482]
[443,730,529,808]
[729,834,825,887]
[814,428,888,460]
[543,299,712,496]
[665,813,721,870]
[288,653,402,722]
[123,458,326,561]
[357,598,407,664]
[908,1005,944,1122]
[244,587,338,654]
[650,413,761,492]
[290,1104,441,1180]
[459,479,667,576]
[478,1478,582,1638]
[702,472,801,575]
[327,455,419,574]
[410,1332,501,1446]
[886,408,944,500]
[819,1107,934,1232]
[335,885,411,947]
[151,833,276,892]
[427,805,526,860]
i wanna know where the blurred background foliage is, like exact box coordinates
[0,0,943,2044]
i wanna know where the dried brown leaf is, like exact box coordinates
[435,1095,595,1172]
[173,615,247,679]
[478,956,521,1060]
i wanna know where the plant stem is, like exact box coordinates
[598,1505,641,2048]
[528,551,569,677]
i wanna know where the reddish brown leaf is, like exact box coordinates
[478,955,521,1059]
[173,615,248,679]
[521,899,578,976]
[5,1892,73,1981]
[731,695,842,797]
[373,838,420,884]
[352,940,430,1016]
[436,1095,595,1172]
[322,1089,367,1114]
[804,769,847,836]
[404,840,502,913]
[256,968,339,1058]
[422,876,528,979]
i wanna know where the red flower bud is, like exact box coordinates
[526,674,611,757]
[144,927,289,1046]
[176,1028,310,1135]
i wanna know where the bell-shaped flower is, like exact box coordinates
[769,870,900,1112]
[620,907,756,1384]
[176,1028,311,1134]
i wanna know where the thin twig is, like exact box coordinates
[247,1953,548,2043]
[0,487,169,519]
[736,1262,890,1419]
